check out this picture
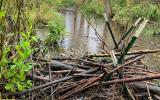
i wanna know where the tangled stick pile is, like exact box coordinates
[2,16,160,100]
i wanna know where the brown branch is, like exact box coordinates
[103,74,160,85]
[87,49,160,57]
[58,74,104,100]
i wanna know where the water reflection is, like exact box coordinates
[36,10,160,69]
[134,34,160,70]
[61,11,123,54]
[61,10,160,69]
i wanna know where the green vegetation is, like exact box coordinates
[0,31,36,92]
[77,0,160,34]
[111,0,160,24]
[0,0,160,95]
[0,0,66,93]
[51,0,160,25]
[80,0,104,16]
[47,12,65,44]
[27,1,66,43]
[76,0,160,24]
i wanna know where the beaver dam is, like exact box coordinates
[2,11,160,100]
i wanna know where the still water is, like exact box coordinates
[37,10,160,70]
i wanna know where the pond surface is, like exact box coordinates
[37,9,160,70]
[60,10,121,54]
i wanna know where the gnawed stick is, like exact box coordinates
[119,17,142,43]
[103,13,118,48]
[87,49,160,58]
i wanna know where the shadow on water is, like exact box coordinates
[37,9,160,70]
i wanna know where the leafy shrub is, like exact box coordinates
[46,12,65,44]
[111,0,160,24]
[60,0,76,7]
[80,0,104,16]
[0,31,37,92]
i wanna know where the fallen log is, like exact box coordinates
[132,82,160,95]
[87,49,160,58]
[48,60,85,71]
[33,57,86,72]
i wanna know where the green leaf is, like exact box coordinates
[0,11,5,17]
[18,72,25,81]
[5,83,14,90]
[20,32,28,39]
[17,83,24,91]
[4,71,14,79]
[16,45,24,58]
[12,77,19,83]
[20,40,30,49]
[31,36,38,42]
[27,80,32,87]
[10,65,16,70]
[0,73,2,79]
[1,30,35,92]
[25,64,32,71]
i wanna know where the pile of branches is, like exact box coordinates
[2,49,160,100]
[2,14,160,100]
